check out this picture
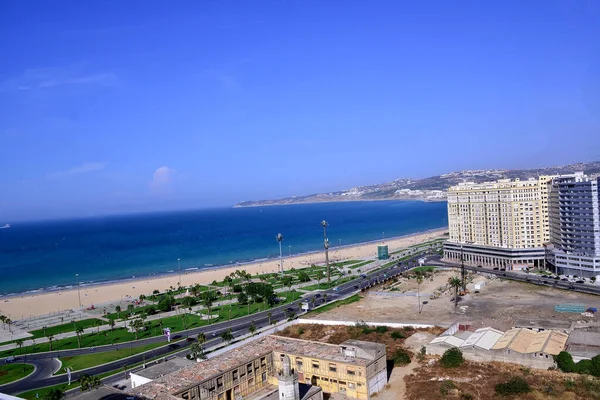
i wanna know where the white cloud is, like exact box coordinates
[150,166,176,191]
[48,162,106,178]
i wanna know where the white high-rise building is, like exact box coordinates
[444,176,556,269]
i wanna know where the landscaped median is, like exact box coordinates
[0,363,35,385]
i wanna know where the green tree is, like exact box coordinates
[46,334,55,351]
[316,271,325,288]
[268,311,272,325]
[42,388,65,400]
[297,271,311,282]
[392,348,411,366]
[203,295,214,324]
[237,291,249,305]
[197,332,206,351]
[555,351,575,373]
[190,342,203,359]
[249,321,257,336]
[495,377,531,396]
[221,329,234,344]
[15,339,24,356]
[75,326,84,348]
[440,347,464,368]
[282,276,294,298]
[181,296,196,308]
[157,296,173,312]
[79,373,102,391]
[108,319,115,331]
[448,276,462,308]
[131,318,144,340]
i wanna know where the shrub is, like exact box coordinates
[576,359,593,375]
[145,305,157,315]
[439,380,456,396]
[495,377,531,396]
[376,326,388,334]
[460,394,473,400]
[440,348,464,368]
[555,351,576,373]
[391,331,406,340]
[297,327,305,335]
[392,349,411,366]
[157,297,173,312]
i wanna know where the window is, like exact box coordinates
[348,382,356,389]
[347,369,356,375]
[217,377,223,388]
[329,363,337,372]
[312,361,320,369]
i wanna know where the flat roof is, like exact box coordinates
[567,330,600,347]
[272,336,384,365]
[513,318,572,331]
[133,360,189,380]
[430,335,465,348]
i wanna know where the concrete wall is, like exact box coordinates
[367,369,388,398]
[426,344,556,369]
[297,318,434,329]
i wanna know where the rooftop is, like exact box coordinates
[460,327,504,350]
[492,328,568,355]
[130,335,381,398]
[133,359,192,380]
[70,386,145,400]
[512,318,572,332]
[567,330,600,347]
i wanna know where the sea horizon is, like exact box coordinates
[0,201,448,295]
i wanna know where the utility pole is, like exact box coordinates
[177,258,181,288]
[321,221,330,284]
[276,233,284,275]
[460,245,466,292]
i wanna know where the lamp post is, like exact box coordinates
[177,258,181,288]
[276,233,284,275]
[75,273,81,308]
[321,221,330,285]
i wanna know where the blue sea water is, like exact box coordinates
[0,201,448,295]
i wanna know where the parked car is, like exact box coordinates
[4,356,15,363]
[360,274,367,278]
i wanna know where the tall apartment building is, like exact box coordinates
[443,176,556,269]
[546,173,600,277]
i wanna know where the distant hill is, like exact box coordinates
[234,161,600,207]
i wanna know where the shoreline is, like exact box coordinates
[234,197,447,208]
[0,227,448,320]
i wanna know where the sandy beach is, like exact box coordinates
[0,228,446,320]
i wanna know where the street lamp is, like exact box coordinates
[75,273,81,308]
[276,233,284,275]
[177,258,181,288]
[321,221,331,284]
[460,245,466,292]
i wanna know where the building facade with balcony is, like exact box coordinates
[546,173,600,278]
[443,176,556,269]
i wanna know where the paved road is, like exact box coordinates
[0,254,418,395]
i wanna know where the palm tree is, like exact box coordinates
[42,388,65,400]
[47,334,55,351]
[448,276,462,308]
[323,293,328,303]
[190,342,203,360]
[321,220,331,284]
[15,339,24,356]
[268,311,272,325]
[115,305,122,319]
[79,373,102,391]
[249,321,257,336]
[204,296,213,324]
[95,320,102,334]
[416,275,424,314]
[0,315,5,329]
[221,329,234,344]
[5,318,12,333]
[75,326,84,348]
[103,331,109,345]
[108,319,115,331]
[315,271,324,289]
[282,276,293,299]
[197,332,206,351]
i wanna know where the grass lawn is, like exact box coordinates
[0,363,35,385]
[57,342,167,374]
[412,266,437,273]
[348,260,374,269]
[306,294,362,315]
[301,276,354,291]
[27,318,104,339]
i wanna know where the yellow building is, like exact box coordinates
[444,176,556,269]
[131,335,386,400]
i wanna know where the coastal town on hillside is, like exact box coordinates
[1,170,600,399]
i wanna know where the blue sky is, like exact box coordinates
[1,1,599,221]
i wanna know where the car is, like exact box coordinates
[493,267,499,271]
[576,280,585,284]
[360,274,367,278]
[553,276,560,280]
[186,337,195,342]
[500,268,506,271]
[333,287,340,292]
[353,285,359,289]
[314,294,321,298]
[561,278,568,281]
[4,356,15,363]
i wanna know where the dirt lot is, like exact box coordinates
[313,269,600,331]
[405,360,600,400]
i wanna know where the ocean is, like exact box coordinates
[0,201,448,295]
